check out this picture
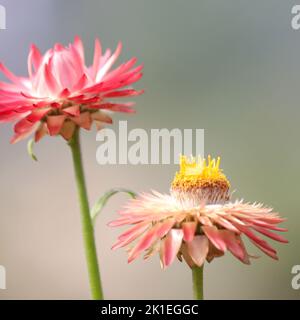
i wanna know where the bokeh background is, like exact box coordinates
[0,0,299,299]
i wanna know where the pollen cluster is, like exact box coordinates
[171,155,230,204]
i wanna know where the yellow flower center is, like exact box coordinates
[171,155,230,204]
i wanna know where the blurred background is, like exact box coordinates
[0,0,299,299]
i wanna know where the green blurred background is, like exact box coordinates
[0,0,299,299]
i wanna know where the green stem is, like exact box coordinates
[192,265,204,300]
[69,129,103,300]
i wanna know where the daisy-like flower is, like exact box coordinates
[109,155,288,269]
[0,36,143,143]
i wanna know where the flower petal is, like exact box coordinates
[60,120,76,140]
[103,89,144,98]
[47,115,66,136]
[11,121,39,144]
[35,122,48,142]
[27,44,42,78]
[180,242,196,268]
[96,42,122,82]
[91,111,113,124]
[198,215,213,226]
[91,38,102,79]
[187,235,209,267]
[73,36,85,63]
[62,105,80,117]
[27,107,52,122]
[182,221,197,242]
[214,216,240,233]
[160,229,184,268]
[71,112,91,130]
[128,223,162,263]
[156,219,176,238]
[99,102,136,113]
[202,225,227,252]
[252,226,288,243]
[206,241,224,263]
[112,222,149,250]
[221,231,250,264]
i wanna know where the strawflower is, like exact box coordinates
[0,36,143,143]
[0,37,143,299]
[109,155,288,299]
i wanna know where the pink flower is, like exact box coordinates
[109,156,288,268]
[0,37,143,143]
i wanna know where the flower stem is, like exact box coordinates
[69,129,103,300]
[192,265,204,300]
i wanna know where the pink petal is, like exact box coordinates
[198,215,213,226]
[27,107,52,122]
[60,121,76,141]
[187,235,209,267]
[100,71,143,93]
[14,118,34,134]
[62,105,80,117]
[144,243,160,260]
[44,62,60,95]
[258,216,286,224]
[245,218,287,231]
[180,243,196,268]
[20,91,47,100]
[249,239,278,260]
[100,48,111,64]
[160,229,184,268]
[91,38,102,79]
[214,216,240,233]
[118,222,149,241]
[99,102,135,113]
[72,74,88,91]
[112,222,149,250]
[27,44,42,78]
[252,226,288,243]
[71,112,91,130]
[127,223,161,263]
[202,225,227,252]
[206,241,225,263]
[91,111,113,124]
[103,57,138,81]
[222,231,250,264]
[46,115,66,136]
[182,221,197,242]
[35,122,48,142]
[156,219,176,238]
[108,216,140,227]
[71,96,99,104]
[235,224,277,254]
[73,36,85,63]
[0,81,23,93]
[0,109,27,123]
[0,63,26,87]
[11,121,39,144]
[103,89,144,98]
[96,42,122,82]
[59,88,71,98]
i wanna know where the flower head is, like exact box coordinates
[109,156,288,268]
[0,37,143,143]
